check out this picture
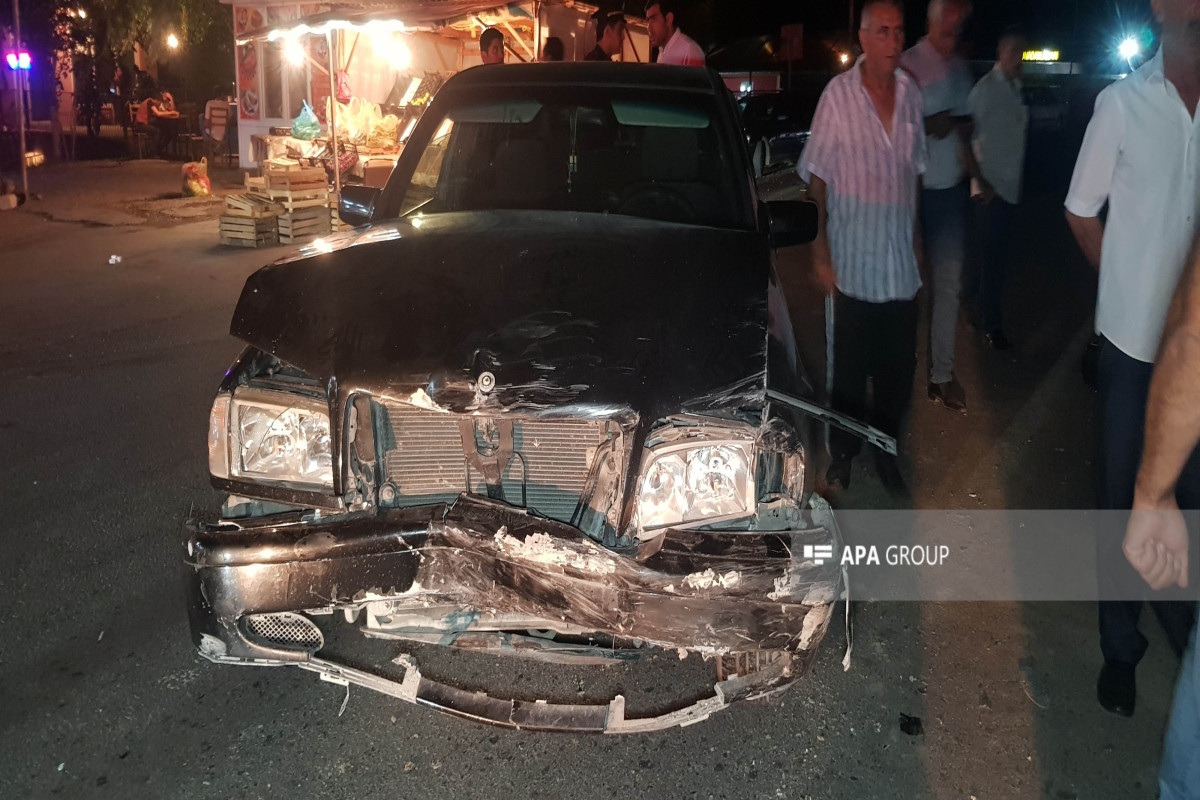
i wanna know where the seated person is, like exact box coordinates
[138,92,179,157]
[134,95,162,156]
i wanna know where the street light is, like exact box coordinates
[1118,37,1139,61]
[166,32,179,50]
[839,51,850,65]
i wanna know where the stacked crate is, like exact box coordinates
[219,192,282,248]
[260,163,332,244]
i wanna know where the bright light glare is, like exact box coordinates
[4,53,16,70]
[283,36,306,65]
[166,33,179,49]
[374,33,410,69]
[1118,37,1139,60]
[77,8,86,18]
[839,52,850,65]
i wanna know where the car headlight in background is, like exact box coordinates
[208,389,334,489]
[637,442,754,530]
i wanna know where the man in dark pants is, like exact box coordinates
[1096,338,1199,685]
[1066,0,1200,717]
[798,0,926,495]
[966,31,1027,349]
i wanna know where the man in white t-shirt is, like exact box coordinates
[1065,0,1200,721]
[645,0,704,67]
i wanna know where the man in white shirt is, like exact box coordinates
[901,0,977,412]
[966,31,1028,349]
[799,0,927,495]
[645,0,705,67]
[1065,0,1200,720]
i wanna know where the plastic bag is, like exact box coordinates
[336,70,352,103]
[181,157,211,197]
[292,100,321,140]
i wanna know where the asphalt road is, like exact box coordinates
[0,149,1184,799]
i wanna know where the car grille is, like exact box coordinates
[382,403,612,524]
[243,612,324,652]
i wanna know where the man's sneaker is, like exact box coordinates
[928,376,967,413]
[985,330,1013,350]
[825,455,853,491]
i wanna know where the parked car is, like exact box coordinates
[1022,85,1068,133]
[186,63,878,732]
[738,90,819,177]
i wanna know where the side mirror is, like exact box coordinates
[339,185,382,227]
[767,200,818,249]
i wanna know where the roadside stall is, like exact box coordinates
[217,0,649,246]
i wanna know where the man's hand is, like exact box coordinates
[1124,495,1190,590]
[926,111,955,140]
[813,247,837,294]
[976,178,996,204]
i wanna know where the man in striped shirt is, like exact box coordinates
[798,0,928,493]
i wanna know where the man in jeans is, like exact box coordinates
[1066,0,1200,718]
[901,0,977,412]
[1122,235,1200,798]
[799,0,926,494]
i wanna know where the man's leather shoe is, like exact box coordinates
[928,376,967,413]
[872,450,910,501]
[985,330,1012,350]
[1097,661,1136,717]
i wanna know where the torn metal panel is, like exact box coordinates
[185,493,842,659]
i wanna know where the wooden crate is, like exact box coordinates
[278,207,330,244]
[224,193,282,218]
[219,214,278,248]
[329,196,352,233]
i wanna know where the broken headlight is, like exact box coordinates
[636,442,754,531]
[208,388,333,489]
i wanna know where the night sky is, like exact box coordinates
[714,0,1157,63]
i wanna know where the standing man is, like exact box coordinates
[480,28,505,65]
[586,11,627,62]
[799,0,927,493]
[1066,0,1200,718]
[901,0,977,413]
[645,1,705,67]
[1122,242,1200,797]
[967,31,1028,350]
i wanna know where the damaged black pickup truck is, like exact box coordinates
[187,63,881,732]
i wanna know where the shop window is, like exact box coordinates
[263,42,283,119]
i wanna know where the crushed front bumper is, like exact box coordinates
[184,494,844,732]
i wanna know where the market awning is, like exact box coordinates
[231,2,538,44]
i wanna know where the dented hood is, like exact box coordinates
[231,211,771,418]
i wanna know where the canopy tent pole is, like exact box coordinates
[326,29,342,199]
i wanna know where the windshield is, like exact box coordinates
[396,86,748,229]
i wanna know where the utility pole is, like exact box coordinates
[13,0,28,200]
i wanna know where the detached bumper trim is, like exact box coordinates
[284,652,789,733]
